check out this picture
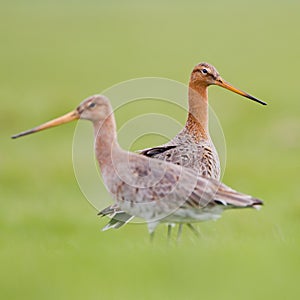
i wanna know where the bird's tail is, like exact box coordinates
[214,183,263,209]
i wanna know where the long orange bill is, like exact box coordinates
[11,110,79,139]
[215,78,267,105]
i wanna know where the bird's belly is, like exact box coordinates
[162,206,224,223]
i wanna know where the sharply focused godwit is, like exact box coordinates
[12,95,263,236]
[99,62,266,233]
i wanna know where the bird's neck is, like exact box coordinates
[93,114,121,169]
[186,82,209,140]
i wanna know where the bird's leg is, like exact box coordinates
[186,223,201,238]
[149,231,155,242]
[176,224,183,242]
[147,221,158,242]
[167,224,172,241]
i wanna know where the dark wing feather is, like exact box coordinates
[138,145,177,157]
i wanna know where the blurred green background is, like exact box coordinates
[1,0,300,299]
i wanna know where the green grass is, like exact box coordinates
[1,1,300,299]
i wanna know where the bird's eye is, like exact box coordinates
[88,102,96,109]
[201,68,208,75]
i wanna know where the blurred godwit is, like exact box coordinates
[12,95,263,237]
[99,62,266,235]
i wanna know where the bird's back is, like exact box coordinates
[139,127,221,180]
[101,151,262,228]
[99,128,221,229]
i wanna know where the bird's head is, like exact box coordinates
[190,62,266,105]
[12,95,112,139]
[77,95,112,122]
[190,62,221,86]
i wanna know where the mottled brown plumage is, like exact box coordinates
[99,63,266,231]
[12,95,264,235]
[141,62,265,175]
